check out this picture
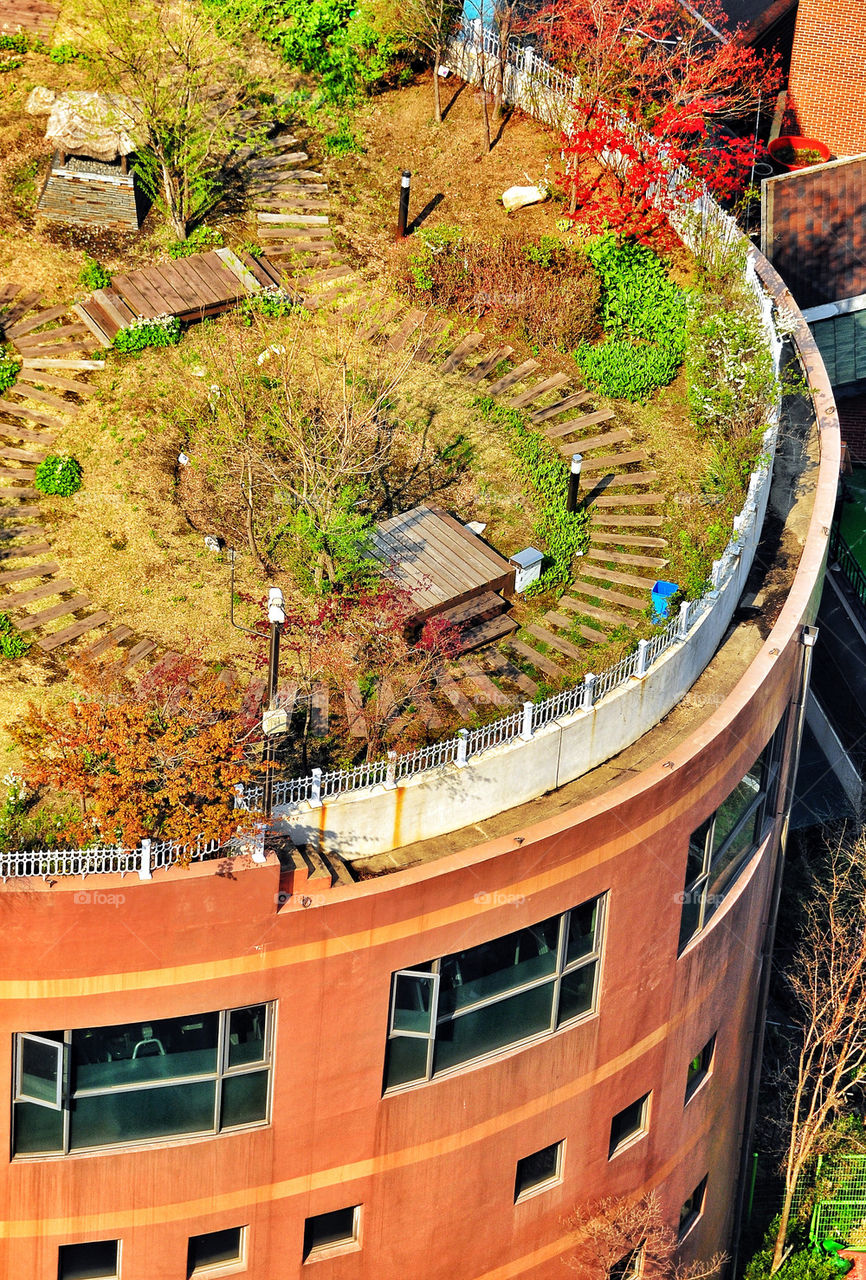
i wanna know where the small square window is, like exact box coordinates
[187,1226,246,1276]
[685,1035,716,1104]
[610,1246,643,1280]
[609,1093,651,1158]
[58,1240,119,1280]
[303,1206,360,1262]
[679,1176,707,1240]
[514,1140,564,1201]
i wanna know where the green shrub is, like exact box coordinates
[0,346,20,394]
[78,255,112,291]
[574,233,687,401]
[0,33,28,54]
[168,225,225,259]
[687,298,777,441]
[112,315,182,353]
[476,397,591,589]
[49,41,86,63]
[241,286,296,319]
[322,118,364,156]
[0,614,30,659]
[34,454,83,497]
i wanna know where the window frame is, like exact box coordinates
[57,1238,121,1280]
[610,1245,644,1280]
[12,1003,275,1159]
[513,1139,565,1203]
[383,896,606,1092]
[302,1205,361,1263]
[14,1033,65,1111]
[187,1225,247,1278]
[679,722,786,951]
[678,1176,708,1241]
[608,1093,651,1160]
[684,1035,716,1105]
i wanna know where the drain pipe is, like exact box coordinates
[728,623,819,1276]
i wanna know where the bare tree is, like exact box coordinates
[768,831,866,1272]
[389,0,462,122]
[567,1192,727,1278]
[79,0,253,239]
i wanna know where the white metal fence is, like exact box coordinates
[0,835,224,883]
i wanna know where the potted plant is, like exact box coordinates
[768,134,832,171]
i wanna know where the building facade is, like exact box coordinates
[0,258,839,1280]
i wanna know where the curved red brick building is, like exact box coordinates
[0,254,839,1280]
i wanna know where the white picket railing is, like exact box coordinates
[0,835,224,883]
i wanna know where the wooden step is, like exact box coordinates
[482,651,539,698]
[548,408,615,440]
[530,391,592,424]
[6,305,70,338]
[558,596,628,628]
[0,401,60,428]
[344,683,367,739]
[547,427,629,454]
[21,358,104,371]
[440,331,484,374]
[0,542,51,562]
[592,512,665,527]
[578,449,647,473]
[0,561,59,585]
[591,532,668,549]
[1,470,35,482]
[310,683,329,735]
[544,610,607,644]
[581,563,657,591]
[584,471,658,489]
[16,323,88,348]
[0,446,46,462]
[37,610,111,651]
[438,590,507,629]
[487,359,540,396]
[506,638,567,680]
[463,345,515,384]
[587,547,668,570]
[9,384,79,414]
[0,424,56,444]
[436,669,474,717]
[3,292,44,325]
[508,373,570,410]
[4,578,75,608]
[526,622,582,662]
[591,493,662,508]
[454,612,518,654]
[16,594,91,631]
[457,659,513,705]
[571,580,646,612]
[248,151,309,169]
[385,308,425,352]
[16,370,94,395]
[82,624,134,661]
[117,638,157,671]
[256,210,329,223]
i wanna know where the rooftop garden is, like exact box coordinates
[0,0,785,851]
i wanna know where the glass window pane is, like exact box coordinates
[13,1099,64,1154]
[303,1207,358,1258]
[58,1240,118,1280]
[712,775,760,852]
[227,1006,267,1068]
[188,1227,243,1273]
[73,1014,219,1092]
[556,962,597,1025]
[566,899,599,966]
[391,972,436,1035]
[438,918,559,1015]
[609,1093,649,1157]
[70,1081,216,1149]
[514,1142,562,1199]
[678,890,702,952]
[434,982,555,1073]
[705,811,760,919]
[384,1035,429,1090]
[221,1071,268,1128]
[18,1033,63,1108]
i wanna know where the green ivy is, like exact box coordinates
[167,225,224,259]
[574,234,687,401]
[34,454,83,497]
[476,396,590,589]
[78,255,112,291]
[0,614,29,660]
[112,316,182,353]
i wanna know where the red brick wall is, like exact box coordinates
[787,0,866,157]
[839,393,866,463]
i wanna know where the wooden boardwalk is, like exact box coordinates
[75,249,279,346]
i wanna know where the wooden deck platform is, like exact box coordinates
[74,249,273,345]
[369,504,514,623]
[0,0,57,39]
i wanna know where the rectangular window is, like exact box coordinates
[13,1004,274,1158]
[302,1206,360,1262]
[678,1176,707,1240]
[610,1247,643,1280]
[514,1140,564,1201]
[187,1226,246,1276]
[383,896,605,1090]
[679,721,785,951]
[609,1093,651,1158]
[685,1036,716,1105]
[58,1240,119,1280]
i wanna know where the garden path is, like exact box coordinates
[0,0,57,41]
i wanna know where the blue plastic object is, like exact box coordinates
[651,580,679,620]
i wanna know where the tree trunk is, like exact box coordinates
[479,55,492,154]
[161,160,187,240]
[771,1182,796,1272]
[433,51,442,123]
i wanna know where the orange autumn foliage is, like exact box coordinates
[12,657,260,848]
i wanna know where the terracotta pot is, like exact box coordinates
[768,134,832,171]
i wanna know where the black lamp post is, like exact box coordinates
[567,453,583,513]
[396,170,411,240]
